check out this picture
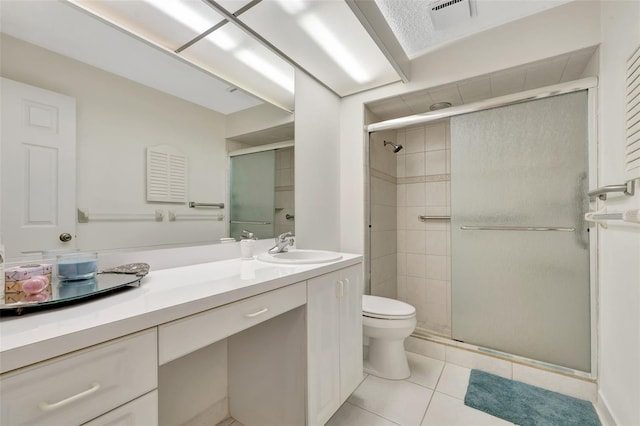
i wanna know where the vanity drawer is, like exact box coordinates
[159,282,306,364]
[0,329,157,426]
[83,390,158,426]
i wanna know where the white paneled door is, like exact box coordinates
[1,78,76,258]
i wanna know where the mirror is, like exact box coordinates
[0,1,295,258]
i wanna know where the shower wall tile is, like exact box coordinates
[397,229,407,253]
[426,150,447,175]
[406,230,426,254]
[397,184,407,207]
[425,230,447,255]
[397,207,407,230]
[406,182,426,206]
[425,182,448,206]
[425,255,447,281]
[425,302,448,334]
[395,120,451,337]
[405,153,426,177]
[425,123,447,151]
[397,275,407,302]
[406,276,427,325]
[396,154,406,178]
[397,253,407,276]
[371,230,397,258]
[372,204,397,231]
[405,126,425,153]
[425,279,447,302]
[406,253,426,278]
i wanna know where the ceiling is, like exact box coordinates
[375,0,573,59]
[366,46,597,122]
[0,0,575,119]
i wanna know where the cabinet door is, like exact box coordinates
[307,271,341,426]
[339,264,364,402]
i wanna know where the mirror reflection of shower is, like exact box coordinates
[383,140,403,153]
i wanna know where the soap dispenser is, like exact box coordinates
[240,230,256,259]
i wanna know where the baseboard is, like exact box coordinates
[596,390,618,426]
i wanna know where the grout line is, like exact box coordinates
[344,400,403,426]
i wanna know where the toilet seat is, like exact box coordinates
[363,295,416,320]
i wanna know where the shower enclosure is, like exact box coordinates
[367,81,595,372]
[450,91,590,371]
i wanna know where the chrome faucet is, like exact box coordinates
[240,229,256,240]
[268,232,294,254]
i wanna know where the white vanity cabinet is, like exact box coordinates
[0,254,364,426]
[0,329,157,426]
[307,264,363,426]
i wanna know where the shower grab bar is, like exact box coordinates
[460,226,575,232]
[419,215,450,221]
[189,202,225,208]
[230,220,271,225]
[588,181,635,200]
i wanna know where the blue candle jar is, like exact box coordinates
[56,252,98,280]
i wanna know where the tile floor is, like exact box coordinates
[327,352,514,426]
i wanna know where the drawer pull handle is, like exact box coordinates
[38,382,100,411]
[245,307,269,318]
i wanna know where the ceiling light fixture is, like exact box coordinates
[141,0,213,34]
[299,14,370,84]
[236,50,295,93]
[273,0,307,15]
[207,27,237,51]
[430,101,452,111]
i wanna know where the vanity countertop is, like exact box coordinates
[0,253,362,374]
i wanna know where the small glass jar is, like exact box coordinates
[57,252,98,280]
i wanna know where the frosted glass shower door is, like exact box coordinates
[450,91,591,371]
[229,151,276,240]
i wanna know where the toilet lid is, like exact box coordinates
[363,295,416,319]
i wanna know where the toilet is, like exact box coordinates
[362,295,417,380]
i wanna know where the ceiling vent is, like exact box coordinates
[428,0,472,31]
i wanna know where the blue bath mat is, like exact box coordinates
[464,369,601,426]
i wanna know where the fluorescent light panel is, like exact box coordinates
[141,0,214,34]
[236,49,294,93]
[299,14,370,84]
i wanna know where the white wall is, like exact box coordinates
[338,0,601,254]
[294,72,341,250]
[596,1,640,424]
[0,34,228,251]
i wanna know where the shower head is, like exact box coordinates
[383,140,403,153]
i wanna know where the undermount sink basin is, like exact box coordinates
[257,249,342,265]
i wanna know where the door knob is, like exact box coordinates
[59,233,73,242]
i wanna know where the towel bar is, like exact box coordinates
[588,181,635,200]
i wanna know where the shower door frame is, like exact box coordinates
[365,78,599,378]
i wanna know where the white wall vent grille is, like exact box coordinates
[627,44,640,180]
[429,0,471,31]
[146,145,188,203]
